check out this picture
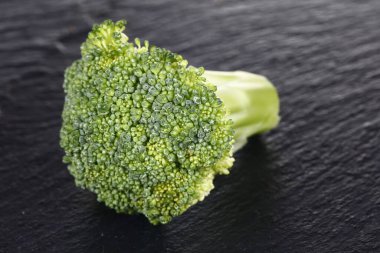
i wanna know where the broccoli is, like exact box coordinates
[60,20,279,224]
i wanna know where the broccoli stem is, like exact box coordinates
[204,70,280,152]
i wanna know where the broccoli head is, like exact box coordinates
[60,20,279,224]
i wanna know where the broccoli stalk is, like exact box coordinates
[204,70,279,152]
[60,20,280,225]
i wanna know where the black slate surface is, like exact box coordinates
[1,0,380,252]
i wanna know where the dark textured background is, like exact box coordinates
[1,0,379,252]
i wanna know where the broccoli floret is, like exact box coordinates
[60,20,279,224]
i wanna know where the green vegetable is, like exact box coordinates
[60,20,279,224]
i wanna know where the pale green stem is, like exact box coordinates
[203,70,280,152]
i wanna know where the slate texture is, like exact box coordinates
[0,0,379,252]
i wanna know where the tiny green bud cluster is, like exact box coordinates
[60,20,235,224]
